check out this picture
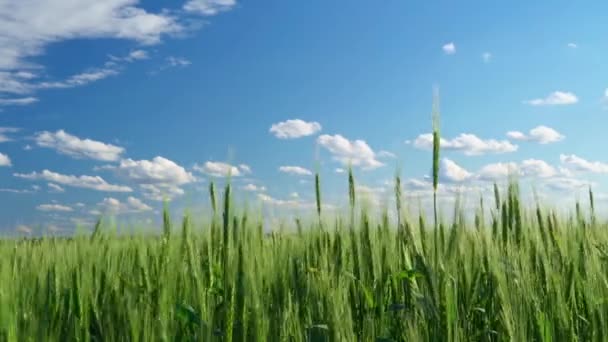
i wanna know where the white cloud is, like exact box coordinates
[0,127,19,143]
[114,157,196,184]
[525,91,578,106]
[270,119,322,139]
[441,158,472,182]
[243,184,266,192]
[567,43,578,49]
[0,153,11,166]
[317,134,383,169]
[519,159,557,178]
[140,184,185,201]
[166,56,192,67]
[35,130,125,161]
[279,166,313,176]
[99,196,152,214]
[413,133,518,156]
[16,225,32,235]
[442,42,456,55]
[476,162,514,181]
[183,0,237,16]
[544,177,589,192]
[37,204,73,212]
[239,164,252,174]
[258,193,311,209]
[14,170,132,192]
[37,69,119,89]
[194,161,242,177]
[476,159,555,181]
[0,187,36,194]
[506,125,564,144]
[560,154,608,173]
[482,52,492,63]
[0,97,38,106]
[378,150,397,159]
[0,0,181,72]
[335,168,345,174]
[48,183,65,193]
[126,50,148,61]
[290,192,299,198]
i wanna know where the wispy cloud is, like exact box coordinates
[166,57,192,67]
[279,166,313,176]
[34,130,125,161]
[0,127,20,143]
[0,97,38,106]
[413,133,517,155]
[47,183,65,193]
[567,42,578,49]
[317,134,383,170]
[14,170,132,192]
[270,119,322,139]
[506,125,564,144]
[183,0,237,16]
[37,69,119,90]
[36,204,73,212]
[243,184,266,192]
[525,91,578,106]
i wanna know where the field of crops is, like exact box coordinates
[1,169,607,341]
[2,104,606,341]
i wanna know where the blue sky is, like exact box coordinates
[1,0,608,234]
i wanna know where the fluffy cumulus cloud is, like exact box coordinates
[269,119,322,139]
[183,0,237,16]
[114,157,196,184]
[317,134,383,169]
[560,154,608,173]
[0,153,11,166]
[98,196,152,214]
[106,156,196,201]
[442,42,456,55]
[34,130,125,161]
[14,170,132,192]
[441,158,472,182]
[413,133,518,156]
[476,162,519,181]
[506,126,564,144]
[525,91,578,106]
[519,159,557,178]
[194,161,247,177]
[36,204,73,212]
[279,166,313,176]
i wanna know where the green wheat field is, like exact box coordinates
[2,109,606,341]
